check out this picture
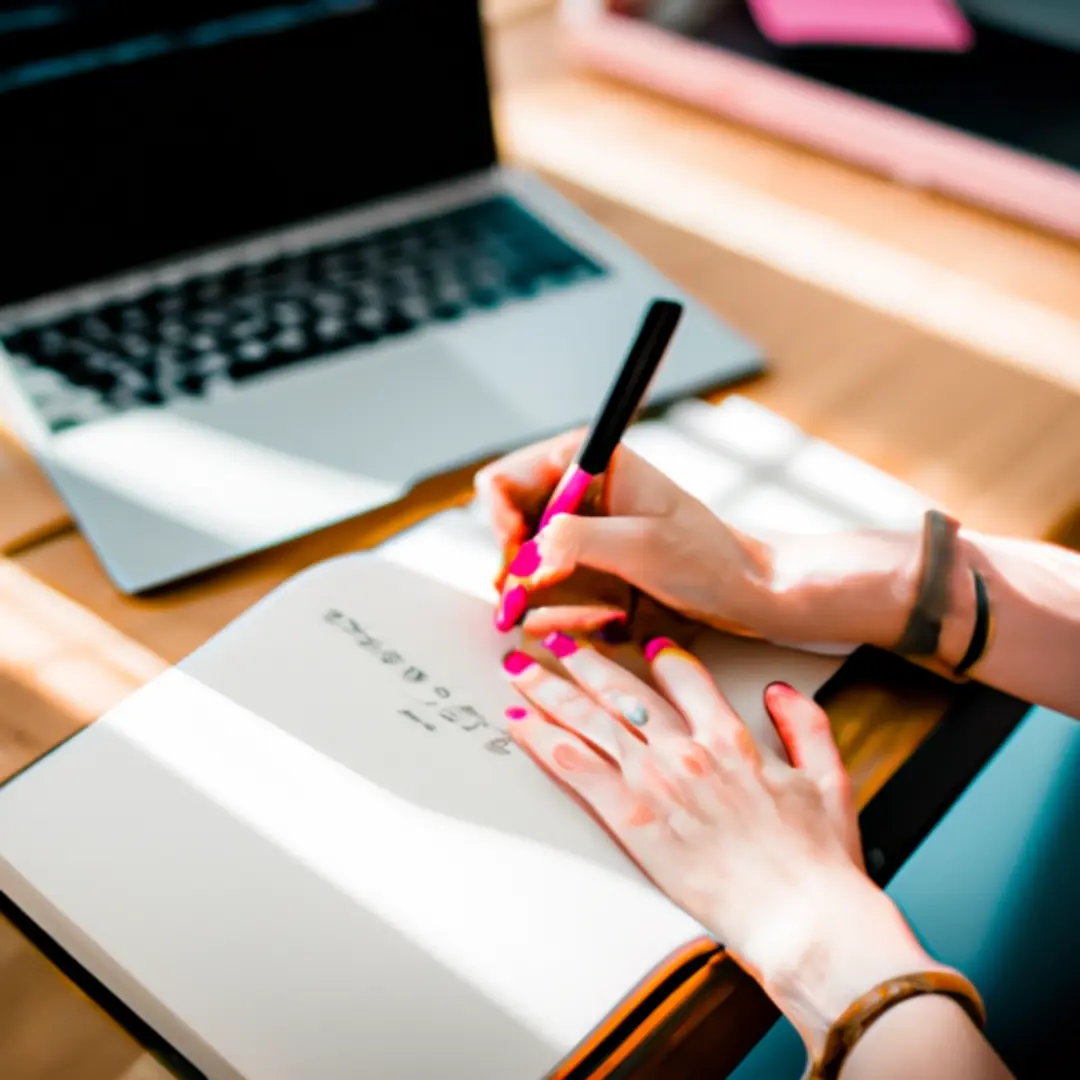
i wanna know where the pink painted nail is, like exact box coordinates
[495,585,528,632]
[643,637,678,662]
[505,706,528,721]
[507,538,542,578]
[502,649,536,676]
[542,631,578,659]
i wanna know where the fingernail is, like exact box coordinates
[595,613,630,644]
[507,538,542,578]
[542,631,578,659]
[505,706,528,721]
[502,649,536,676]
[764,681,795,698]
[495,586,528,632]
[643,636,678,662]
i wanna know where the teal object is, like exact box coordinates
[730,706,1080,1079]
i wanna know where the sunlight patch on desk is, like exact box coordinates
[721,483,853,535]
[624,420,745,505]
[0,603,57,667]
[503,90,1080,393]
[666,397,805,466]
[785,440,935,528]
[0,560,165,739]
[50,411,400,547]
[30,655,144,720]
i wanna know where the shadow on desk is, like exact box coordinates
[731,706,1080,1079]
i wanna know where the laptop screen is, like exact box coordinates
[0,1,497,308]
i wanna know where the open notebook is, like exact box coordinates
[0,397,931,1079]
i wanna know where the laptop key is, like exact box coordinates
[188,332,218,353]
[273,327,307,353]
[236,340,268,363]
[315,316,347,342]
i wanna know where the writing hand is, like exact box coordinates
[475,430,774,639]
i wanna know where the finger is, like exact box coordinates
[644,637,765,765]
[502,650,647,765]
[495,523,578,631]
[538,633,690,740]
[495,513,668,632]
[489,477,532,551]
[521,605,628,640]
[506,704,669,864]
[638,739,730,826]
[763,682,861,861]
[474,430,586,545]
[504,702,652,828]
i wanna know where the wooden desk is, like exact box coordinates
[2,5,1080,1079]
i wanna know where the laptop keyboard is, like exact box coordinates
[0,196,607,434]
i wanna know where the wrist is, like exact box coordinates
[751,530,923,650]
[731,868,944,1061]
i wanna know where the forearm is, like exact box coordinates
[841,993,1012,1080]
[757,527,1080,718]
[738,868,1009,1079]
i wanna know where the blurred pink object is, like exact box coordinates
[559,3,1080,242]
[746,0,973,49]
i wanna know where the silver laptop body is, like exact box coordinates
[0,1,762,592]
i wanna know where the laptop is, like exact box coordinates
[0,1,763,594]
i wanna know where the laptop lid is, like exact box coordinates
[0,1,498,309]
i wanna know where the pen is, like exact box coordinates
[494,298,685,632]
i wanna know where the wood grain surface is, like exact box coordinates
[2,3,1079,1079]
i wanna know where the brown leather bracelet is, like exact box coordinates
[893,510,961,657]
[805,970,987,1080]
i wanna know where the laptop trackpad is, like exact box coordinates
[168,342,529,483]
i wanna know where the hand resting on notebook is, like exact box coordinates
[502,633,1012,1080]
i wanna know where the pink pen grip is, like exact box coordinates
[538,466,595,531]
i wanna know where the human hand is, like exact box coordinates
[474,429,775,640]
[502,634,944,1059]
